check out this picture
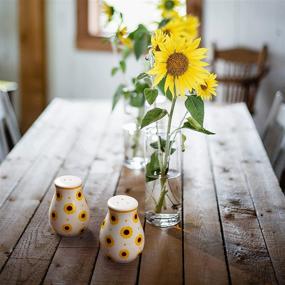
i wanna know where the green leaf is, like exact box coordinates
[123,90,131,100]
[111,67,118,76]
[144,77,152,87]
[134,34,149,59]
[183,117,215,135]
[145,152,161,182]
[129,92,145,108]
[137,72,148,80]
[135,81,148,94]
[150,136,176,154]
[112,84,125,111]
[119,60,126,73]
[144,88,158,105]
[158,77,173,101]
[122,46,131,60]
[141,108,168,129]
[185,95,204,126]
[131,24,151,59]
[182,133,187,152]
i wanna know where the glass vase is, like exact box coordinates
[123,107,145,170]
[144,127,182,227]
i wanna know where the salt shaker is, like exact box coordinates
[49,175,90,237]
[99,195,144,263]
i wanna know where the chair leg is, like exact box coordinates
[1,92,21,145]
[0,120,9,162]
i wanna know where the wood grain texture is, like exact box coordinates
[228,106,285,284]
[0,100,283,285]
[19,0,47,131]
[0,98,68,208]
[183,132,228,285]
[0,101,95,279]
[43,108,124,285]
[90,168,145,285]
[207,104,277,284]
[0,101,110,284]
[138,224,183,285]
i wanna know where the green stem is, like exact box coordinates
[155,89,177,213]
[163,92,177,174]
[155,175,168,213]
[132,106,144,157]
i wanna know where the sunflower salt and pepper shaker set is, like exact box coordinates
[49,175,144,263]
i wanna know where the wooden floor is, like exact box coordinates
[0,98,284,285]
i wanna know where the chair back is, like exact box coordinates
[212,44,269,113]
[262,91,285,183]
[0,91,21,162]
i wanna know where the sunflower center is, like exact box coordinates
[167,52,189,76]
[201,83,208,90]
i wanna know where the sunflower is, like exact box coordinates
[195,73,218,100]
[116,27,132,48]
[102,1,114,22]
[151,29,166,52]
[161,15,199,40]
[158,0,180,19]
[149,35,208,96]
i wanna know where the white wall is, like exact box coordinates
[0,0,284,130]
[46,0,285,131]
[0,0,19,116]
[46,0,142,102]
[204,0,285,131]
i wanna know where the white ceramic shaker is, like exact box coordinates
[99,195,144,263]
[49,175,90,237]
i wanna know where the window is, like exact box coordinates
[77,0,202,51]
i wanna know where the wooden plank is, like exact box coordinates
[138,225,183,285]
[206,104,277,284]
[183,132,229,284]
[229,106,285,284]
[0,101,92,274]
[43,247,99,285]
[43,109,124,285]
[0,98,69,208]
[19,0,47,131]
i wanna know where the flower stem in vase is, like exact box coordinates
[155,93,177,213]
[155,175,168,213]
[131,106,144,158]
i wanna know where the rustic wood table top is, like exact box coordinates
[0,98,284,285]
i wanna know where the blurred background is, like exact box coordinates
[0,0,284,131]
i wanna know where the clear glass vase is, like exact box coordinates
[144,127,182,227]
[123,112,145,170]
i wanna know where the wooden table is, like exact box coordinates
[0,99,284,285]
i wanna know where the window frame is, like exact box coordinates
[76,0,203,51]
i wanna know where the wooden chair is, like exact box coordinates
[262,91,285,190]
[212,44,269,113]
[0,91,21,162]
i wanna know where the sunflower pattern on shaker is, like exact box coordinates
[99,195,145,263]
[49,176,90,237]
